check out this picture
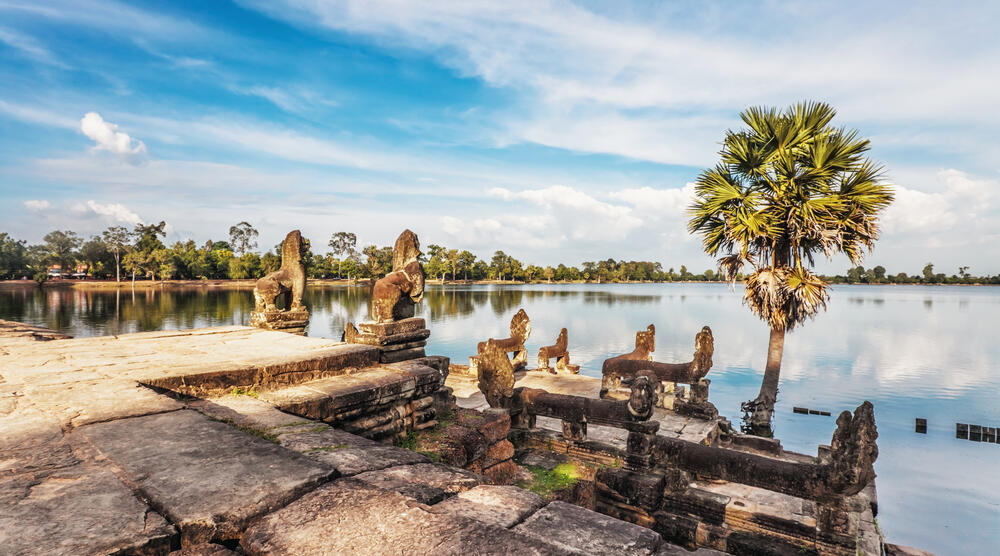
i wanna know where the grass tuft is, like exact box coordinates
[229,385,259,398]
[517,463,581,498]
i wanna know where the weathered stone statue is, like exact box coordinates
[250,230,309,334]
[371,230,425,323]
[537,328,580,374]
[477,339,516,408]
[344,230,431,363]
[469,309,531,375]
[827,400,879,495]
[600,325,714,406]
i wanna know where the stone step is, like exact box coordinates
[257,362,445,439]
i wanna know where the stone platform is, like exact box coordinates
[1,323,695,555]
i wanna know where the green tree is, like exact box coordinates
[922,263,935,283]
[362,245,392,278]
[0,233,29,279]
[102,226,132,282]
[328,232,357,278]
[133,222,166,253]
[228,222,259,256]
[424,244,447,281]
[873,265,886,282]
[688,101,894,436]
[260,252,281,275]
[458,250,476,280]
[490,251,511,281]
[78,236,112,277]
[446,249,460,281]
[42,230,82,271]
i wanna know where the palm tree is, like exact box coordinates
[688,101,893,436]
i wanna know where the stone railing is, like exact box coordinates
[601,325,716,418]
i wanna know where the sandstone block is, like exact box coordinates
[354,462,485,504]
[380,346,426,363]
[431,484,546,528]
[515,500,663,555]
[483,439,516,468]
[483,459,520,485]
[359,317,426,337]
[301,444,429,476]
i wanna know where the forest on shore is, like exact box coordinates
[2,223,998,285]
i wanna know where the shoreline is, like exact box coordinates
[1,278,996,291]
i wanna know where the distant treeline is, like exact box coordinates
[821,264,1000,285]
[2,224,997,285]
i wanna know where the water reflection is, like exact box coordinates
[1,283,998,555]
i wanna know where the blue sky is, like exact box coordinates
[2,0,999,273]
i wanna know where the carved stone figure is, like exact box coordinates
[537,328,580,374]
[371,230,425,323]
[471,309,531,374]
[827,400,879,495]
[253,230,307,313]
[477,339,515,408]
[250,230,309,334]
[626,376,656,421]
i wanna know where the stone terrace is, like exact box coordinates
[1,325,704,555]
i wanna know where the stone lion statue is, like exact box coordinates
[370,229,425,323]
[253,230,307,312]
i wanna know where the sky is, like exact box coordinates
[1,0,999,274]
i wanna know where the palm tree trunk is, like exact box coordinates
[748,326,785,435]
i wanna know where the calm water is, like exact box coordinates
[3,283,997,555]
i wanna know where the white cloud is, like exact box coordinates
[24,199,51,211]
[611,183,694,215]
[80,112,147,158]
[486,185,642,245]
[73,200,143,225]
[883,170,997,242]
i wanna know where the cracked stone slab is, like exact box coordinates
[431,485,546,528]
[75,409,332,546]
[24,378,183,429]
[0,407,79,478]
[298,444,429,476]
[241,478,561,555]
[515,500,663,555]
[354,462,485,504]
[0,463,176,556]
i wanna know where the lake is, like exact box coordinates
[2,282,997,555]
